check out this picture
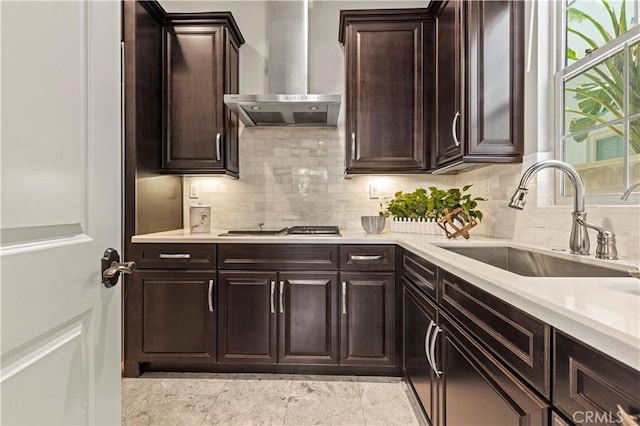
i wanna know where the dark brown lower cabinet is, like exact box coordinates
[438,312,549,426]
[279,272,339,364]
[340,272,395,366]
[217,271,278,364]
[401,274,549,426]
[218,271,339,365]
[403,278,437,424]
[554,330,640,426]
[129,270,217,363]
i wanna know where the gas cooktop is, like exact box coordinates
[220,225,341,236]
[286,226,341,235]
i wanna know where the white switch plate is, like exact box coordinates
[189,183,200,199]
[369,184,380,199]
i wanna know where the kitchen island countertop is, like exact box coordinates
[132,228,640,371]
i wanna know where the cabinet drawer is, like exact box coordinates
[439,271,551,398]
[401,249,437,300]
[340,245,395,271]
[554,331,640,425]
[131,244,216,269]
[218,244,339,270]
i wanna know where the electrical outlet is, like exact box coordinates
[483,180,491,196]
[189,183,200,199]
[369,184,380,199]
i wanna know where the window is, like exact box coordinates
[556,0,640,200]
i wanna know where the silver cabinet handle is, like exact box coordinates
[351,132,356,160]
[452,111,461,147]
[342,281,347,314]
[216,133,222,161]
[430,324,442,377]
[425,320,435,368]
[208,280,214,312]
[270,281,276,314]
[350,255,382,261]
[159,253,190,259]
[279,281,285,314]
[616,404,640,426]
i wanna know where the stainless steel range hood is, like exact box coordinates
[224,1,341,127]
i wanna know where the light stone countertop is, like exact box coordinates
[132,229,640,372]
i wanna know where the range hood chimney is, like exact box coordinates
[224,0,341,127]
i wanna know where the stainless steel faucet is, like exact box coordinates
[621,181,640,200]
[509,160,617,259]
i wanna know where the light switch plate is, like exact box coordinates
[369,184,380,199]
[189,183,200,199]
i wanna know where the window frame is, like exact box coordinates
[554,0,640,205]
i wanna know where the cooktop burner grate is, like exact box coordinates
[286,226,341,235]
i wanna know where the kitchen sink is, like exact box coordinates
[438,246,629,278]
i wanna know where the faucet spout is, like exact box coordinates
[509,160,589,255]
[621,181,640,200]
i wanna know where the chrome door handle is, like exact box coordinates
[341,281,347,314]
[208,280,214,312]
[425,320,435,369]
[103,261,135,278]
[101,248,135,288]
[452,111,461,147]
[270,281,276,314]
[351,132,356,160]
[279,281,285,314]
[430,324,442,377]
[159,253,191,259]
[350,255,382,261]
[216,133,222,161]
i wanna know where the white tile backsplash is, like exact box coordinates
[183,127,640,260]
[183,127,453,232]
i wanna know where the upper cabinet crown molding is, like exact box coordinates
[138,1,245,46]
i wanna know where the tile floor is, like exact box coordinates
[122,373,424,426]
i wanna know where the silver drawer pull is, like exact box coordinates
[350,255,383,261]
[159,253,191,259]
[425,321,435,368]
[617,405,640,426]
[208,280,214,312]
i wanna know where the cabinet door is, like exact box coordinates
[278,272,339,365]
[340,272,395,366]
[403,278,437,424]
[218,271,278,364]
[433,0,464,168]
[224,27,240,175]
[465,0,524,157]
[162,25,224,172]
[130,270,216,361]
[438,313,549,426]
[345,20,426,173]
[554,331,640,426]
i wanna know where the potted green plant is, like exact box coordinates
[380,185,484,235]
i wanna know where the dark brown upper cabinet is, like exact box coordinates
[431,0,524,174]
[161,13,244,177]
[339,9,434,175]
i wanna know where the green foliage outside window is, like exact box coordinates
[565,0,640,154]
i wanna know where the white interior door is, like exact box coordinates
[1,1,122,424]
